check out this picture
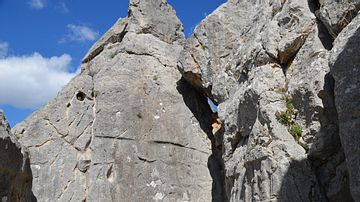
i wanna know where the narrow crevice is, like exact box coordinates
[176,77,226,202]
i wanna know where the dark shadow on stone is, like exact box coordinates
[307,0,334,50]
[176,77,226,202]
[0,136,36,202]
[329,26,360,201]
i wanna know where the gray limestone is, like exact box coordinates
[4,0,360,201]
[0,110,32,202]
[329,13,360,201]
[12,1,219,201]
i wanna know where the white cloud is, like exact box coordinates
[28,0,46,9]
[60,24,99,43]
[0,52,80,109]
[56,1,69,13]
[0,42,8,59]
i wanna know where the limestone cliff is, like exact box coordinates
[0,110,32,202]
[12,1,222,201]
[1,0,359,201]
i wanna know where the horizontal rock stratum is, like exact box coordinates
[1,0,359,201]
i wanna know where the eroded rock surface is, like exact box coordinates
[0,110,32,202]
[329,14,360,201]
[8,0,360,201]
[12,1,221,201]
[178,0,358,201]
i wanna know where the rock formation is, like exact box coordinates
[12,0,222,201]
[1,0,358,201]
[0,110,32,202]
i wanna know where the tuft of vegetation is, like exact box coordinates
[290,124,302,141]
[280,88,286,92]
[276,95,303,142]
[111,51,118,59]
[153,76,158,81]
[226,65,231,71]
[275,111,291,124]
[201,44,205,51]
[287,102,294,111]
[94,92,98,98]
[137,113,142,118]
[321,2,325,7]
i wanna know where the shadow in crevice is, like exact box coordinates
[307,0,334,50]
[176,77,225,202]
[0,136,37,202]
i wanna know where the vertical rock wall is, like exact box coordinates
[0,110,32,202]
[12,1,223,201]
[5,0,360,201]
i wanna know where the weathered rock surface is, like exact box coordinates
[12,1,222,201]
[329,13,360,201]
[316,1,360,38]
[0,110,32,202]
[6,0,360,201]
[178,0,358,201]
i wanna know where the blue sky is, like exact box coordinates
[0,0,224,127]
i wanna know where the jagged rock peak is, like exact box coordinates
[127,0,185,43]
[82,0,184,63]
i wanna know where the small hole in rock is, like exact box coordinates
[76,92,86,101]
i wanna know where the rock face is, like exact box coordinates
[7,0,360,201]
[179,0,357,201]
[12,1,222,201]
[329,14,360,201]
[0,110,32,202]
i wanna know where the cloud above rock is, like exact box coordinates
[0,50,80,109]
[60,24,99,43]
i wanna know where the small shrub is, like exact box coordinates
[275,111,291,124]
[290,124,302,141]
[94,92,98,98]
[201,45,205,50]
[321,2,325,7]
[111,51,118,59]
[287,103,294,111]
[280,88,286,92]
[153,76,158,81]
[137,113,142,118]
[226,65,231,71]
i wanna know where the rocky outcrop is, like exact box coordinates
[316,1,360,38]
[0,110,32,202]
[12,1,222,201]
[329,14,360,201]
[178,0,357,201]
[7,0,360,201]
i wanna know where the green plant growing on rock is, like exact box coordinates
[137,113,142,118]
[290,124,302,141]
[287,102,294,112]
[275,111,291,124]
[276,95,303,142]
[201,44,205,51]
[153,76,158,81]
[226,65,231,71]
[111,51,118,59]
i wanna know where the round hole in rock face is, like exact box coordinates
[76,92,86,101]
